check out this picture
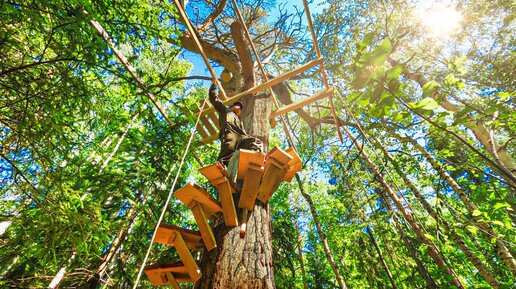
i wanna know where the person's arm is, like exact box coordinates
[208,83,226,113]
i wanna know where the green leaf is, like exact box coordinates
[366,38,392,67]
[466,225,478,235]
[422,80,440,97]
[491,220,504,227]
[414,97,440,111]
[493,202,512,211]
[424,233,435,241]
[472,209,482,217]
[386,64,403,81]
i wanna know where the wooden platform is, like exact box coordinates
[173,182,222,251]
[283,147,302,182]
[154,224,203,249]
[237,149,266,210]
[199,163,238,227]
[257,147,293,203]
[144,262,193,288]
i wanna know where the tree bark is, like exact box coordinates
[295,174,348,289]
[388,129,516,275]
[294,208,309,289]
[195,17,275,287]
[366,227,398,289]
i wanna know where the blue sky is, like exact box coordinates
[182,0,327,85]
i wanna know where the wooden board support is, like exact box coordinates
[154,224,203,249]
[174,182,221,251]
[174,182,222,217]
[198,57,324,117]
[191,202,217,251]
[257,147,293,203]
[199,164,238,227]
[144,262,192,287]
[237,149,265,180]
[283,147,303,182]
[270,88,334,119]
[238,150,266,210]
[152,224,202,282]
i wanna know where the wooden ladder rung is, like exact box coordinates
[144,262,192,287]
[198,57,324,117]
[199,164,238,227]
[283,147,303,182]
[270,88,335,119]
[256,147,293,203]
[237,150,265,210]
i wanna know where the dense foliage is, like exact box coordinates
[1,0,514,288]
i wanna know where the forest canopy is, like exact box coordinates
[0,0,514,288]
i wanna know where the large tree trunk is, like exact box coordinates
[195,20,275,289]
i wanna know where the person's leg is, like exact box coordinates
[218,132,239,166]
[237,135,263,152]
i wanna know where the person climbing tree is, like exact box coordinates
[208,83,263,166]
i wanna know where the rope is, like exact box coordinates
[230,0,297,150]
[131,98,209,289]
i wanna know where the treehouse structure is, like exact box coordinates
[139,0,342,287]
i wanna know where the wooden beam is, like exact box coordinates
[283,147,303,182]
[172,231,202,282]
[201,134,218,144]
[154,224,203,249]
[256,147,292,203]
[198,57,324,117]
[270,88,334,119]
[190,202,217,251]
[199,164,238,227]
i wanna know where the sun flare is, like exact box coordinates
[415,3,463,37]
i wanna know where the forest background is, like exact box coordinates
[0,0,514,288]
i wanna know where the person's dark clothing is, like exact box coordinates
[209,85,263,165]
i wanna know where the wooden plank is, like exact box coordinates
[201,134,218,144]
[173,231,202,282]
[257,147,292,203]
[216,180,238,226]
[208,111,220,129]
[191,202,217,251]
[198,57,324,117]
[195,122,210,140]
[237,149,265,180]
[173,182,222,217]
[200,115,217,135]
[270,88,334,119]
[238,163,265,210]
[199,164,238,227]
[283,147,303,182]
[154,224,203,249]
[144,262,190,287]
